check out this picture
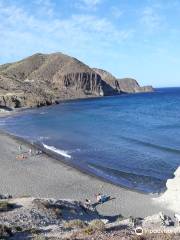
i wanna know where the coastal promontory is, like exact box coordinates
[0,52,153,109]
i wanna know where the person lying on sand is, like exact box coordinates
[16,154,27,160]
[96,193,111,204]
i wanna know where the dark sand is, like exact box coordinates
[0,131,171,218]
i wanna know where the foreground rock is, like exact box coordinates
[0,196,179,239]
[154,167,180,213]
[0,53,153,110]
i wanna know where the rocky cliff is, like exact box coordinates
[0,53,153,109]
[93,68,154,93]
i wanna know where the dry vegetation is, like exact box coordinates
[0,201,15,212]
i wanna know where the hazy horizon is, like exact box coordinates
[0,0,180,87]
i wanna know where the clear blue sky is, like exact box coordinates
[0,0,180,87]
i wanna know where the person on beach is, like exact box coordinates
[84,199,91,208]
[96,193,111,204]
[35,150,42,155]
[18,145,22,152]
[16,154,27,160]
[29,148,32,156]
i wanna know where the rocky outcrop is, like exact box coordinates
[155,167,180,213]
[116,78,153,93]
[0,53,153,109]
[0,196,179,239]
[93,68,154,94]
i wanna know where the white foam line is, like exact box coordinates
[43,143,71,159]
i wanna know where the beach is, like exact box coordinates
[0,131,172,218]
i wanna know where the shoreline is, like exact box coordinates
[0,99,160,196]
[0,129,160,196]
[0,92,165,197]
[0,131,173,218]
[0,90,154,118]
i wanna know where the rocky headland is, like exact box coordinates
[0,52,153,110]
[93,68,153,93]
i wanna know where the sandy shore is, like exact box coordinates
[0,131,172,218]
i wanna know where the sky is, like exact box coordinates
[0,0,180,87]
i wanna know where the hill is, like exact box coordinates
[0,53,153,109]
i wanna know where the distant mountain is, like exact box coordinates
[0,53,153,109]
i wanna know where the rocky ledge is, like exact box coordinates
[0,53,153,110]
[0,195,179,239]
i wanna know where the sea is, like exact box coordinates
[1,87,180,193]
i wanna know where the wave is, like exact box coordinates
[38,136,49,140]
[88,163,165,193]
[39,112,47,115]
[121,136,180,154]
[89,163,163,181]
[43,144,71,159]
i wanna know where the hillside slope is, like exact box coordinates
[0,53,153,109]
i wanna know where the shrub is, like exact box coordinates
[83,226,95,235]
[0,201,15,212]
[27,228,42,235]
[64,219,87,229]
[83,219,105,236]
[0,224,12,238]
[116,214,124,221]
[89,219,105,231]
[15,226,23,232]
[52,207,62,217]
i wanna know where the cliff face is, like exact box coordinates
[93,68,154,94]
[0,53,153,109]
[0,53,115,109]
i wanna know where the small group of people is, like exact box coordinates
[28,148,42,156]
[84,193,112,209]
[16,145,42,160]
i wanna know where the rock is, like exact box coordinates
[154,167,180,213]
[101,219,109,224]
[142,212,174,228]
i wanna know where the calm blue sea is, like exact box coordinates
[1,88,180,193]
